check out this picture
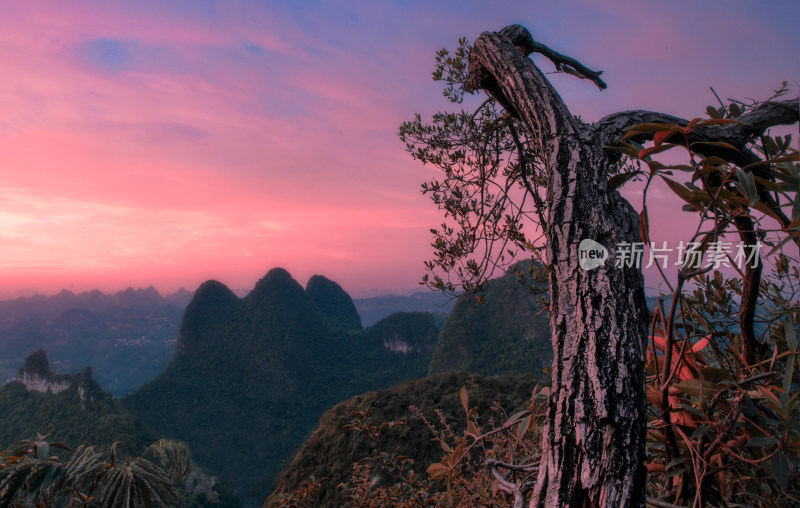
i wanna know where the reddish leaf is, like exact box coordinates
[621,123,681,141]
[690,141,740,152]
[653,129,675,146]
[691,336,710,353]
[660,176,694,203]
[639,207,650,245]
[427,462,449,480]
[638,144,679,159]
[516,414,532,442]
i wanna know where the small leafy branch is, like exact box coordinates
[414,384,547,507]
[337,407,440,508]
[400,36,550,299]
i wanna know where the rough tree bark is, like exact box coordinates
[465,25,650,507]
[463,25,798,507]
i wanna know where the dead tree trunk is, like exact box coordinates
[465,26,651,507]
[464,25,799,507]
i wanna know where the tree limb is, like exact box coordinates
[593,100,799,229]
[492,25,607,90]
[464,28,581,152]
[594,99,799,166]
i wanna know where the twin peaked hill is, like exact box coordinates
[123,268,439,504]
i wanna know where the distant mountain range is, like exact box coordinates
[0,286,193,330]
[353,291,455,326]
[0,285,454,331]
[0,285,454,395]
[0,291,187,395]
[1,266,554,507]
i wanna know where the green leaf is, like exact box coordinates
[675,403,703,417]
[746,436,778,448]
[690,141,740,152]
[662,164,696,172]
[783,356,794,398]
[622,123,682,141]
[506,410,531,427]
[742,154,800,171]
[701,367,733,381]
[736,169,758,206]
[660,176,695,204]
[694,118,743,128]
[698,155,730,166]
[666,458,685,470]
[752,201,784,223]
[771,450,789,490]
[674,379,718,399]
[608,171,640,190]
[766,233,795,257]
[35,442,49,459]
[49,442,72,452]
[736,169,759,207]
[606,144,640,158]
[785,316,798,352]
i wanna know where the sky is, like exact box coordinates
[0,0,798,298]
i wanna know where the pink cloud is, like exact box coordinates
[0,1,797,296]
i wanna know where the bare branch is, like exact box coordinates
[493,25,607,90]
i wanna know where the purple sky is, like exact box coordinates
[0,0,797,297]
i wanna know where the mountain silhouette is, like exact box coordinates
[124,268,436,504]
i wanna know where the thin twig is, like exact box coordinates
[647,499,685,508]
[485,458,539,472]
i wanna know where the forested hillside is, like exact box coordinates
[429,263,552,376]
[0,350,157,456]
[123,268,441,505]
[0,288,189,395]
[266,371,543,507]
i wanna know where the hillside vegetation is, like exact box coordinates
[429,263,551,376]
[123,268,441,505]
[0,350,157,456]
[266,371,543,507]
